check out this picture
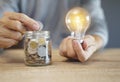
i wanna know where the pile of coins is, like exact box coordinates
[24,31,51,66]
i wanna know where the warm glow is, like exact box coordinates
[66,7,91,32]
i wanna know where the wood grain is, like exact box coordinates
[0,48,120,82]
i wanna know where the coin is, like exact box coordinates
[38,38,46,45]
[28,39,38,49]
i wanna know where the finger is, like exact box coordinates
[83,35,95,48]
[37,21,43,31]
[27,21,43,31]
[66,38,77,59]
[73,40,86,62]
[59,38,67,57]
[59,37,70,57]
[81,41,87,50]
[0,37,18,48]
[0,17,26,34]
[4,12,40,31]
[0,26,23,41]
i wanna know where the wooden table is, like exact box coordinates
[0,48,120,82]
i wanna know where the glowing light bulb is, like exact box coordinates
[65,7,91,43]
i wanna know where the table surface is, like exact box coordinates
[0,48,120,82]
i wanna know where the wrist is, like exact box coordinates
[91,34,104,50]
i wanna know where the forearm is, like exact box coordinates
[82,0,108,48]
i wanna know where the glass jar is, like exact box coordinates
[24,31,52,66]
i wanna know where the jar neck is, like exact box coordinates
[25,31,50,38]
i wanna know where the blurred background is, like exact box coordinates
[102,0,120,48]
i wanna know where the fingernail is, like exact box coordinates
[33,24,39,30]
[37,21,43,31]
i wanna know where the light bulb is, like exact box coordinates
[65,7,91,43]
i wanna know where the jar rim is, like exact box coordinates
[25,31,49,34]
[25,31,50,38]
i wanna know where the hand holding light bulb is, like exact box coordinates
[65,7,91,43]
[59,7,103,62]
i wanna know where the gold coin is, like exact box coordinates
[38,38,45,45]
[29,40,38,49]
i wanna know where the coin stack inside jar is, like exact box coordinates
[24,31,52,66]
